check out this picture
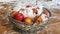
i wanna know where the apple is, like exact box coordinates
[34,16,38,22]
[15,13,24,21]
[43,11,49,18]
[36,17,43,23]
[32,8,38,14]
[10,11,18,18]
[24,17,32,25]
[43,11,49,15]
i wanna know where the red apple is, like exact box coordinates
[15,13,24,21]
[43,11,48,15]
[43,11,49,18]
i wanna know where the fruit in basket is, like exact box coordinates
[43,11,48,15]
[15,13,24,21]
[10,11,18,18]
[36,17,43,23]
[34,16,38,22]
[32,8,38,14]
[24,17,32,25]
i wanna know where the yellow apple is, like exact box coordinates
[24,17,32,25]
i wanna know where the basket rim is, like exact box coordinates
[8,8,51,25]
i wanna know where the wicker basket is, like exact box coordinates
[8,8,51,34]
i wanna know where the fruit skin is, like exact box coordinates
[43,11,48,15]
[43,11,49,18]
[10,11,18,18]
[15,13,24,21]
[36,17,43,23]
[34,16,38,22]
[32,8,38,14]
[24,17,32,25]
